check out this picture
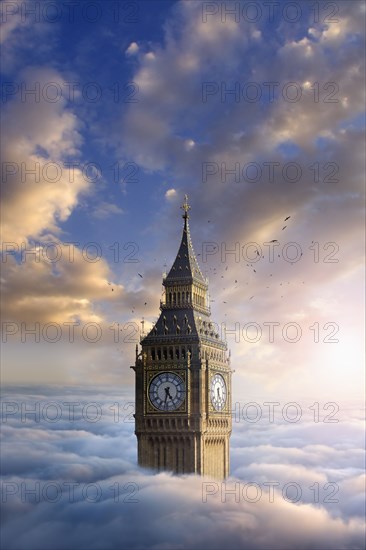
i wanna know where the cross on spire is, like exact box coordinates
[181,194,191,220]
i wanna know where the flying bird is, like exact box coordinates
[138,273,143,278]
[284,216,291,221]
[270,240,278,243]
[282,226,287,230]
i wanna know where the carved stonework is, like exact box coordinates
[131,197,232,479]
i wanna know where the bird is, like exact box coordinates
[270,239,278,243]
[253,269,256,273]
[256,250,260,256]
[250,296,254,300]
[282,226,287,230]
[284,216,291,221]
[138,273,143,278]
[235,280,237,283]
[144,302,147,306]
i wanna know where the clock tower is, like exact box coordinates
[132,196,232,479]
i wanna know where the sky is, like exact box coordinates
[1,0,365,548]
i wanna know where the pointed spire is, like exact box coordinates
[165,194,206,285]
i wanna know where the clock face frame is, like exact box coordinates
[210,373,227,411]
[148,372,186,412]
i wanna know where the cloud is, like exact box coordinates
[125,42,139,56]
[91,202,124,219]
[1,66,88,244]
[165,188,177,200]
[1,387,364,550]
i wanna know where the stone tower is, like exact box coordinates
[132,196,232,478]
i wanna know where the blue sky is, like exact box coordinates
[1,1,365,548]
[2,0,365,398]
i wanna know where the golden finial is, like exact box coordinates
[181,194,191,219]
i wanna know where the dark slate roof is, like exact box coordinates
[165,216,207,286]
[143,307,225,347]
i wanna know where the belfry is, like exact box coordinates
[132,196,232,478]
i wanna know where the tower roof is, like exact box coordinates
[164,195,207,286]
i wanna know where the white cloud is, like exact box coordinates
[165,188,177,200]
[125,42,139,56]
[92,202,124,219]
[1,387,364,550]
[184,139,195,151]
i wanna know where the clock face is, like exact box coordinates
[148,372,185,412]
[210,373,227,411]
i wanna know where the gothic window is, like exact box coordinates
[178,292,181,304]
[169,347,173,360]
[163,348,167,360]
[182,348,186,359]
[169,292,172,305]
[173,292,176,304]
[151,348,155,361]
[157,348,161,360]
[175,348,180,359]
